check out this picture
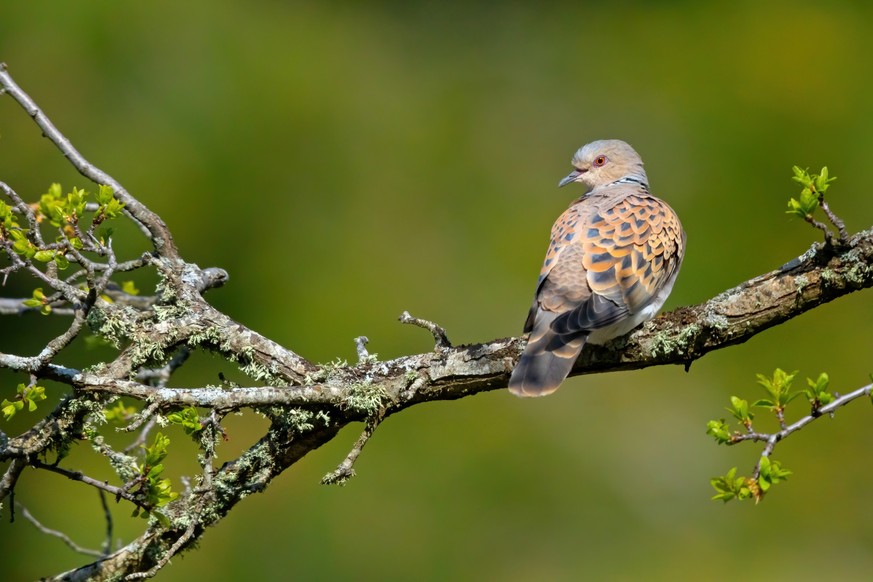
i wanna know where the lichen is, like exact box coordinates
[345,381,387,416]
[286,408,314,433]
[87,303,139,348]
[820,268,838,286]
[649,324,700,358]
[846,263,871,286]
[794,274,809,294]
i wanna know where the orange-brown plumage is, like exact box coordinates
[509,140,684,397]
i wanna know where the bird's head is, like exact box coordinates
[558,139,648,191]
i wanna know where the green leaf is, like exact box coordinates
[726,396,753,424]
[804,372,834,409]
[143,432,172,468]
[755,369,799,410]
[706,419,732,444]
[104,401,137,423]
[2,384,46,420]
[757,457,791,494]
[96,184,114,205]
[166,407,203,435]
[33,249,55,262]
[121,280,140,296]
[2,400,18,421]
[710,467,751,503]
[54,254,70,270]
[12,237,35,258]
[791,165,808,183]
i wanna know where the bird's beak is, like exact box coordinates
[558,168,584,188]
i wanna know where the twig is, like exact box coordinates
[118,401,161,433]
[29,459,148,509]
[321,408,386,485]
[134,348,191,387]
[354,336,370,363]
[731,382,873,449]
[98,490,113,556]
[123,515,198,580]
[820,198,849,244]
[399,310,452,350]
[122,416,158,454]
[728,382,873,483]
[805,215,837,247]
[17,503,104,557]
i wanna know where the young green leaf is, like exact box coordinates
[804,372,834,411]
[1,384,46,420]
[757,456,791,493]
[166,407,204,435]
[706,419,733,444]
[726,396,754,427]
[754,368,800,411]
[710,467,753,503]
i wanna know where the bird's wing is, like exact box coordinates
[535,190,685,337]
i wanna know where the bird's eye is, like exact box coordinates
[593,155,608,167]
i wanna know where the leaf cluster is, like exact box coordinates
[787,166,835,218]
[131,433,179,522]
[2,184,126,296]
[166,407,205,436]
[1,383,46,420]
[706,368,836,503]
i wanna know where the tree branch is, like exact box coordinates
[0,63,178,259]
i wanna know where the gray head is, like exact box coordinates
[558,139,648,190]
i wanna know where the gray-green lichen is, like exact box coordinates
[86,303,139,348]
[846,262,871,286]
[820,268,838,286]
[345,381,387,416]
[649,323,700,358]
[794,274,809,294]
[305,357,349,385]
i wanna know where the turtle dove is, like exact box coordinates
[509,139,685,397]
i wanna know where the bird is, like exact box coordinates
[508,139,685,397]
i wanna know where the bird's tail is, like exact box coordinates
[508,314,587,397]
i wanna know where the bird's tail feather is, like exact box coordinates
[508,318,587,397]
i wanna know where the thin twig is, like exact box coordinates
[118,401,161,433]
[134,348,191,387]
[820,198,849,244]
[124,515,199,580]
[399,310,452,350]
[354,336,370,363]
[17,503,104,557]
[728,382,873,484]
[98,490,114,556]
[122,416,158,454]
[806,215,837,247]
[30,459,148,509]
[321,407,386,485]
[731,382,873,448]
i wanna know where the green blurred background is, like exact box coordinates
[2,1,873,580]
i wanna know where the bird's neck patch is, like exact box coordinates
[608,176,649,190]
